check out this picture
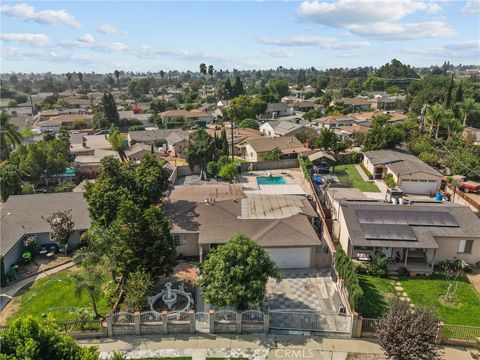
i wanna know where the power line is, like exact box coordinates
[434,139,480,178]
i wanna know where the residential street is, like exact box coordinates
[78,334,474,360]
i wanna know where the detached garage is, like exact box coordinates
[266,247,312,269]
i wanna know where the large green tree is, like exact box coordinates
[0,162,22,202]
[84,155,170,226]
[238,118,259,130]
[0,316,98,360]
[226,96,267,121]
[185,129,214,171]
[112,199,176,278]
[0,110,22,160]
[362,116,404,151]
[198,234,281,310]
[92,92,119,128]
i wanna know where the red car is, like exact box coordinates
[459,181,480,193]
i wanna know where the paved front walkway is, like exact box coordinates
[0,261,75,311]
[78,334,474,360]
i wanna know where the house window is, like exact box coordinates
[458,240,473,254]
[173,234,187,247]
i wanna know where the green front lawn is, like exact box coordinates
[7,268,110,323]
[400,275,480,326]
[358,275,396,318]
[335,164,380,192]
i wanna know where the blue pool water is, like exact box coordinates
[256,176,286,185]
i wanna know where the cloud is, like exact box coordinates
[265,49,294,58]
[97,24,119,34]
[260,35,370,49]
[138,45,232,62]
[0,3,80,28]
[295,0,453,40]
[60,39,128,52]
[461,0,480,14]
[402,40,480,59]
[78,33,95,43]
[348,21,456,40]
[0,33,50,47]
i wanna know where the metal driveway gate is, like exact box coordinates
[269,309,351,334]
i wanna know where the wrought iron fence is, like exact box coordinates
[140,311,161,323]
[442,324,480,345]
[269,309,351,333]
[112,312,135,324]
[361,318,379,335]
[241,310,264,323]
[214,309,237,322]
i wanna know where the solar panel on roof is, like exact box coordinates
[360,224,417,241]
[356,210,458,227]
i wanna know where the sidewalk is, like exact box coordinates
[78,334,474,360]
[0,261,75,311]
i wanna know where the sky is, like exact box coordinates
[1,0,479,73]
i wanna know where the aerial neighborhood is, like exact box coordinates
[1,1,480,357]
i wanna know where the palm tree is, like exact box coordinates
[77,72,84,88]
[425,104,446,139]
[159,70,165,79]
[65,72,73,90]
[199,63,207,76]
[458,98,480,126]
[108,127,127,162]
[0,110,22,160]
[71,269,103,318]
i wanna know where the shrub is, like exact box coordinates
[335,248,363,309]
[218,162,237,182]
[359,162,372,178]
[124,269,154,312]
[129,125,145,131]
[299,157,312,180]
[73,120,88,129]
[384,174,396,188]
[54,181,76,193]
[206,161,218,176]
[24,235,37,254]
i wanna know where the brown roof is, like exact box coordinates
[163,199,320,247]
[168,184,245,202]
[337,97,371,106]
[38,114,93,126]
[160,109,213,118]
[244,136,305,154]
[205,127,264,144]
[351,111,407,122]
[341,124,371,133]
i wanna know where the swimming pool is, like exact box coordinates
[256,176,286,185]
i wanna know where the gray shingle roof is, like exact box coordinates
[340,200,480,249]
[163,198,320,247]
[1,193,90,256]
[128,129,189,143]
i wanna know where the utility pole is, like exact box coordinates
[419,104,428,134]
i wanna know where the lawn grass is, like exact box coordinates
[400,275,480,326]
[358,275,396,318]
[335,164,380,192]
[8,268,110,323]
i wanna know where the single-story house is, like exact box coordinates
[260,121,317,138]
[163,190,324,269]
[292,101,322,112]
[319,115,357,129]
[0,193,90,272]
[334,97,371,112]
[128,129,189,146]
[160,109,214,124]
[237,136,306,162]
[265,103,294,119]
[336,200,480,273]
[36,114,93,133]
[73,150,120,175]
[362,150,443,195]
[351,111,407,124]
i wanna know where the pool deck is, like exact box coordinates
[237,169,311,195]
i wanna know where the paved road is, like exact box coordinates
[0,261,75,311]
[78,334,474,360]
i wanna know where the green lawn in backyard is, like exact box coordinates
[8,268,110,323]
[358,275,396,318]
[400,275,480,326]
[335,164,380,192]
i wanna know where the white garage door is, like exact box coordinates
[399,180,437,195]
[266,247,311,269]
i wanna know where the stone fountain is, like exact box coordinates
[148,282,193,320]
